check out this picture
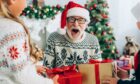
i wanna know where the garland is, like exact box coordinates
[21,5,64,19]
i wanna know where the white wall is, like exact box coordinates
[44,0,87,6]
[108,0,140,54]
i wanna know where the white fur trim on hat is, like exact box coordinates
[57,27,66,34]
[67,7,90,23]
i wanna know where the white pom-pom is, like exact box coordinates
[57,27,66,34]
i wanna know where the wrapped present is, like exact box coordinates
[117,56,132,70]
[78,59,113,84]
[46,65,82,84]
[124,60,129,66]
[117,60,125,67]
[117,60,132,70]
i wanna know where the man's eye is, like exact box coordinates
[78,19,83,21]
[79,19,85,21]
[70,18,75,20]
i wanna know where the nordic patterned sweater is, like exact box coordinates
[0,16,53,84]
[43,32,102,68]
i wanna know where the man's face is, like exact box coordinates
[66,16,88,41]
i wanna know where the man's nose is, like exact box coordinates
[73,20,79,26]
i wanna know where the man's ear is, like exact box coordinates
[8,0,16,5]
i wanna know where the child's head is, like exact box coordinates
[0,0,43,62]
[0,0,26,17]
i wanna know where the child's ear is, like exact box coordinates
[8,0,16,5]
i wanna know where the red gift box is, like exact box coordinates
[46,65,82,84]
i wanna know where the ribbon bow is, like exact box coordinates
[46,64,76,77]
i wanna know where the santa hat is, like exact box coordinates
[58,1,90,34]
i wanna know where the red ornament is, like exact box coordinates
[102,31,106,35]
[93,4,97,8]
[90,6,93,10]
[56,4,60,9]
[102,14,108,18]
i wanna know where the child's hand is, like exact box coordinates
[36,65,48,76]
[52,75,59,84]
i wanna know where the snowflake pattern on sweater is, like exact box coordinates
[9,46,19,60]
[43,32,102,68]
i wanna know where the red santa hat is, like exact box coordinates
[58,1,90,34]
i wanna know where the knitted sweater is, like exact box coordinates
[43,32,102,68]
[0,16,53,84]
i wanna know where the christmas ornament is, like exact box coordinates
[98,27,102,31]
[90,6,93,10]
[112,50,115,53]
[102,14,108,18]
[107,45,110,48]
[93,4,97,8]
[102,31,106,35]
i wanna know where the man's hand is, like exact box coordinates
[117,67,129,79]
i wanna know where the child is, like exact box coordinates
[0,0,58,84]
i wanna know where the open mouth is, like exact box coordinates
[72,29,79,33]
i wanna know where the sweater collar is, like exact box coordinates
[64,31,86,43]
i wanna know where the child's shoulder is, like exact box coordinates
[0,17,22,27]
[0,17,24,33]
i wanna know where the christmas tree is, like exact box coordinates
[85,0,118,59]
